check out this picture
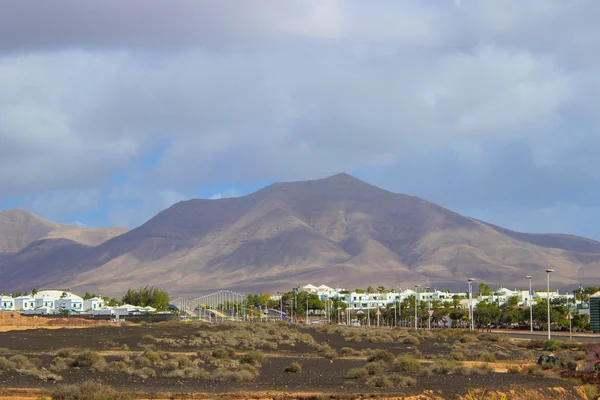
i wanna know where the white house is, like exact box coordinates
[0,296,14,311]
[35,290,84,312]
[84,297,105,311]
[14,295,36,311]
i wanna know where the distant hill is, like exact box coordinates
[0,209,129,253]
[1,174,599,296]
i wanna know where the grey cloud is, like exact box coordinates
[1,1,600,238]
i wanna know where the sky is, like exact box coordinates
[1,1,600,239]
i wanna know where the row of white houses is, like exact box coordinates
[0,290,156,316]
[301,284,577,311]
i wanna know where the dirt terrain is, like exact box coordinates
[0,321,595,399]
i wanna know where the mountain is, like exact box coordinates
[1,174,600,296]
[0,209,129,253]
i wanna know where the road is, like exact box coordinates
[491,329,600,343]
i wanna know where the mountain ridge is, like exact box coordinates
[1,174,599,296]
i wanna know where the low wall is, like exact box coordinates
[19,313,176,323]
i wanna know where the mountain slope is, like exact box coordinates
[2,174,600,296]
[0,209,129,253]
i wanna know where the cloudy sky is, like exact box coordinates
[1,1,600,239]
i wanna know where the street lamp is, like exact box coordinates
[467,279,475,330]
[414,284,420,330]
[526,276,533,333]
[306,292,309,325]
[546,269,554,340]
[426,287,431,330]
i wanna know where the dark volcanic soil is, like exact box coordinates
[0,322,589,398]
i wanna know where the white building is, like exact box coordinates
[84,297,105,311]
[0,296,14,311]
[14,295,36,311]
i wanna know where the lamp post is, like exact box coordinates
[306,292,309,325]
[526,276,533,332]
[414,284,420,330]
[277,292,284,320]
[426,287,431,330]
[546,269,554,340]
[467,278,474,330]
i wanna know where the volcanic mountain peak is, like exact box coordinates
[2,174,600,296]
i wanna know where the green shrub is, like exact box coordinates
[392,355,422,373]
[284,362,302,373]
[543,340,560,351]
[583,384,599,400]
[367,350,395,363]
[51,380,134,400]
[346,367,369,379]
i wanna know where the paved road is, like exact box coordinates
[491,330,600,343]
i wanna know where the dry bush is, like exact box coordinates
[50,357,74,372]
[460,335,478,344]
[560,340,584,351]
[142,350,167,363]
[212,346,235,358]
[496,364,514,375]
[284,362,302,373]
[323,349,338,360]
[56,348,76,358]
[51,380,134,400]
[346,367,369,379]
[365,361,385,376]
[449,351,467,361]
[418,366,434,377]
[131,367,157,379]
[392,355,422,373]
[141,335,159,343]
[452,365,471,376]
[212,367,255,382]
[526,339,545,349]
[365,374,394,388]
[471,363,494,375]
[106,361,133,373]
[340,347,356,356]
[239,350,266,366]
[366,374,417,388]
[0,357,15,370]
[73,350,103,368]
[134,356,152,368]
[237,363,260,377]
[479,352,497,363]
[583,384,599,400]
[367,350,394,364]
[90,359,108,372]
[0,348,10,356]
[521,364,545,376]
[162,366,210,379]
[403,336,420,346]
[19,368,62,381]
[432,360,458,374]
